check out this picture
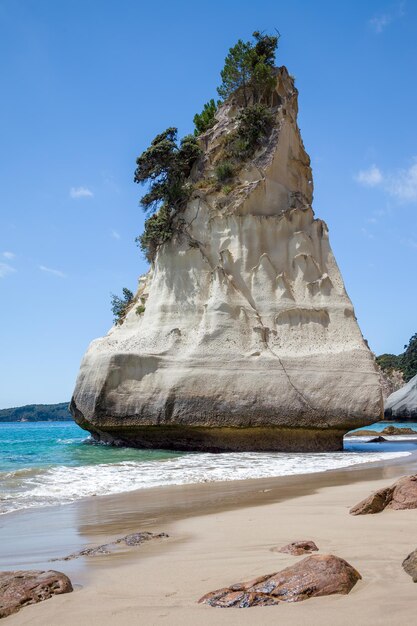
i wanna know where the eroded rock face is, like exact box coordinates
[0,570,73,619]
[379,367,404,401]
[198,554,361,608]
[403,549,417,582]
[350,475,417,515]
[275,540,319,555]
[71,67,382,452]
[385,374,417,420]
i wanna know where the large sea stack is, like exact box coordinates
[71,67,382,451]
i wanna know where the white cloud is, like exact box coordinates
[2,251,15,259]
[370,14,391,33]
[355,159,417,203]
[355,165,383,187]
[369,2,405,33]
[401,237,417,249]
[39,265,66,278]
[361,227,375,240]
[0,262,16,278]
[386,159,417,202]
[111,230,121,240]
[70,186,93,199]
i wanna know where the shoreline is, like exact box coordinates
[3,449,417,624]
[1,450,416,571]
[3,452,417,623]
[2,438,414,517]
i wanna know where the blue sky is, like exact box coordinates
[0,0,416,408]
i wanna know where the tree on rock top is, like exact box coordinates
[217,31,280,106]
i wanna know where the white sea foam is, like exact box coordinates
[0,449,411,515]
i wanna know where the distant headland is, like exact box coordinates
[0,403,72,422]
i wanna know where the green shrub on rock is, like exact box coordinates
[136,205,176,263]
[111,288,134,325]
[215,161,234,183]
[134,129,201,261]
[224,104,273,161]
[193,99,219,136]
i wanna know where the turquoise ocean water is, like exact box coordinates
[0,420,416,515]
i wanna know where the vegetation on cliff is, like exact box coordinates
[134,128,201,261]
[113,31,281,326]
[110,287,134,324]
[134,30,280,264]
[193,99,219,136]
[377,332,417,383]
[217,30,279,106]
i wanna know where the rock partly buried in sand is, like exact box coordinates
[70,67,382,454]
[276,540,319,555]
[350,475,417,515]
[0,570,73,619]
[198,555,361,608]
[402,549,417,582]
[51,531,169,561]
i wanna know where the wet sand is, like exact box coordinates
[2,452,417,624]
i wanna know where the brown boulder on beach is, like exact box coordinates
[350,474,417,515]
[402,549,417,582]
[198,554,361,608]
[275,540,319,555]
[0,570,73,619]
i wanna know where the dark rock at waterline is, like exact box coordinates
[51,531,169,561]
[350,474,417,515]
[366,436,387,443]
[0,570,73,619]
[275,540,319,556]
[402,549,417,582]
[198,554,361,608]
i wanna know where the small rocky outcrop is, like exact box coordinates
[51,531,168,561]
[198,554,361,608]
[382,425,417,436]
[347,425,417,437]
[350,475,417,515]
[385,374,417,420]
[346,429,380,437]
[402,549,417,582]
[0,570,73,619]
[275,540,318,555]
[366,436,387,443]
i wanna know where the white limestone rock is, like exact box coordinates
[71,67,382,451]
[385,374,417,420]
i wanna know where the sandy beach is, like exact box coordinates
[1,452,417,625]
